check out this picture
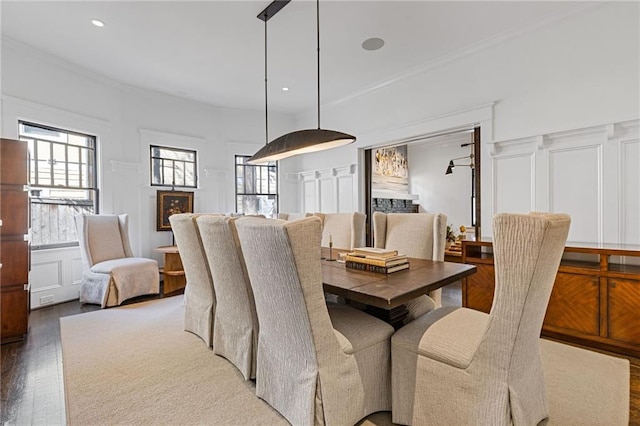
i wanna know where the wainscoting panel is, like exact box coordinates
[30,247,82,308]
[489,119,638,246]
[299,165,358,214]
[621,139,640,245]
[549,144,601,243]
[337,175,354,212]
[493,153,535,214]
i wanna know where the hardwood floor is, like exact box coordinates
[1,284,638,425]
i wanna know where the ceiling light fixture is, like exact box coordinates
[248,0,356,165]
[91,19,105,28]
[282,87,289,91]
[362,37,385,51]
[445,142,475,175]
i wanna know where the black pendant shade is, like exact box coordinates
[445,160,455,175]
[248,0,356,165]
[248,129,355,164]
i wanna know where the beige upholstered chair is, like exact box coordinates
[169,213,219,347]
[312,212,366,250]
[277,212,310,220]
[75,213,159,308]
[373,212,446,322]
[391,212,571,425]
[196,215,258,380]
[236,216,394,425]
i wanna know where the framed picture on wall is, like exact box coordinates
[156,190,194,231]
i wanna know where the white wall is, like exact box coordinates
[281,3,640,243]
[1,39,295,308]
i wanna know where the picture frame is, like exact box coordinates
[156,190,194,231]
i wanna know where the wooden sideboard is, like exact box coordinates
[1,138,30,343]
[155,246,186,295]
[462,239,640,357]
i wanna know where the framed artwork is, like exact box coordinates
[156,190,194,231]
[372,145,409,192]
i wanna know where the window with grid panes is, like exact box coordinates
[235,155,277,218]
[150,145,197,188]
[19,121,98,249]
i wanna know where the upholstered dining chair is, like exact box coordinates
[75,213,159,308]
[195,215,258,380]
[373,212,447,322]
[236,216,394,425]
[169,213,219,347]
[312,212,366,250]
[391,212,570,425]
[277,212,310,220]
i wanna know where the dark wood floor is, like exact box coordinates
[1,284,638,425]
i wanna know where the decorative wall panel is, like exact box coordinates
[493,153,534,214]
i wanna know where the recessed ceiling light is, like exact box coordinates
[362,37,384,51]
[91,19,105,28]
[282,87,289,92]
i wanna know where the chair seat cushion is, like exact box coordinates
[392,306,489,369]
[328,303,394,354]
[90,257,158,274]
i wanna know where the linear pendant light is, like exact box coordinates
[247,0,356,165]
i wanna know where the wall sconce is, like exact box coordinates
[445,142,475,175]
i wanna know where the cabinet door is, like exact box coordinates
[608,278,640,345]
[464,263,494,314]
[543,272,600,336]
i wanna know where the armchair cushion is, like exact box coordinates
[328,303,394,354]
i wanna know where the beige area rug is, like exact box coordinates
[61,296,629,425]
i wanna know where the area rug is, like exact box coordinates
[60,296,629,425]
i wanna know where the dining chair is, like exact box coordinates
[235,216,394,425]
[312,212,366,250]
[195,215,258,380]
[372,212,447,322]
[75,213,159,308]
[169,213,220,347]
[391,212,570,425]
[277,212,311,220]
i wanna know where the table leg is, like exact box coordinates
[365,305,408,330]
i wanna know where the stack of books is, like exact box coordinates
[345,247,409,274]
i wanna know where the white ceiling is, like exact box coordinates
[1,1,587,115]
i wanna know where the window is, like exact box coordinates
[150,145,197,188]
[19,121,98,249]
[235,155,277,218]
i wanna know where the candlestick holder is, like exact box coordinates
[326,241,336,261]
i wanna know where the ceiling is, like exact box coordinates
[1,1,586,116]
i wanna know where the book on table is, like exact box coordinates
[352,247,399,259]
[345,254,407,267]
[345,260,409,274]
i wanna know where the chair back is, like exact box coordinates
[76,213,133,270]
[277,212,310,220]
[313,212,366,250]
[236,216,341,425]
[484,212,570,422]
[373,212,446,260]
[196,215,258,380]
[169,213,218,346]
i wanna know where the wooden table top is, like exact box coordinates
[321,248,477,310]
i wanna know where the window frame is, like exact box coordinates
[19,120,99,250]
[149,144,198,189]
[234,155,278,217]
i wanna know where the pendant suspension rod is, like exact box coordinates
[264,18,269,145]
[316,0,320,129]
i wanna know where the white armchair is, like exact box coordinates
[75,214,159,308]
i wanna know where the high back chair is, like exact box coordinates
[277,212,310,220]
[390,212,570,425]
[312,212,366,250]
[373,212,447,322]
[236,216,394,425]
[75,213,159,308]
[169,213,219,347]
[196,215,258,380]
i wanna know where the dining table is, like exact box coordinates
[321,247,477,328]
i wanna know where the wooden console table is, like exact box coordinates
[155,246,186,294]
[462,239,640,357]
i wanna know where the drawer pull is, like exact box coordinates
[592,278,599,286]
[609,281,617,288]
